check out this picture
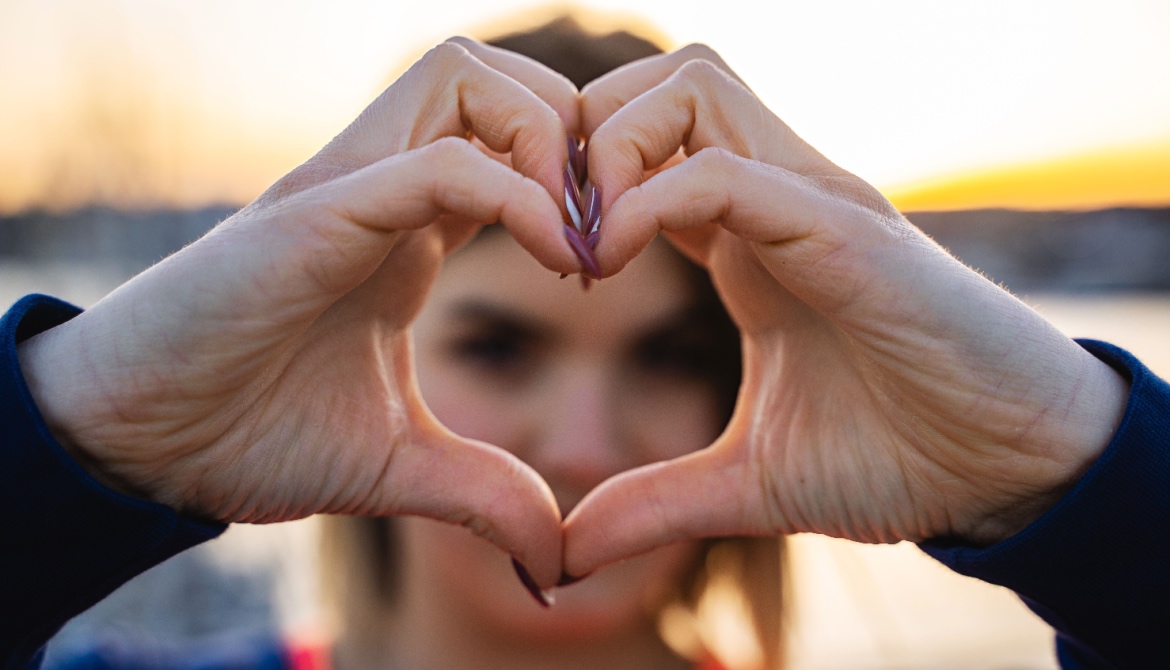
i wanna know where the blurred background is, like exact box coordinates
[3,1,1168,668]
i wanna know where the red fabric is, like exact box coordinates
[286,638,332,670]
[286,639,728,670]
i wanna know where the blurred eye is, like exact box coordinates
[633,327,716,379]
[454,330,524,366]
[447,323,540,387]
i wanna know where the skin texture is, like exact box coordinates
[563,44,1129,577]
[16,38,591,587]
[368,232,712,670]
[16,38,1128,596]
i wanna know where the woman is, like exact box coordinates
[324,227,775,670]
[4,13,1167,670]
[321,20,781,670]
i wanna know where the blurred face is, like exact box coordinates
[407,229,727,643]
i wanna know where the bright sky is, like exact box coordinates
[1,0,1168,213]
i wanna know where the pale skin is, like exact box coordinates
[564,45,1130,576]
[366,232,713,670]
[15,36,1127,602]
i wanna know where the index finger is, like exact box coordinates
[580,43,748,136]
[269,42,589,274]
[586,57,837,275]
[446,36,581,133]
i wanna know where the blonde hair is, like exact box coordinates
[322,518,787,669]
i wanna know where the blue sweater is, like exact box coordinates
[2,294,1168,670]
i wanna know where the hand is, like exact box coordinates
[563,45,1130,577]
[17,38,586,587]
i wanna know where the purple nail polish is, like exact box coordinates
[563,224,600,279]
[567,136,583,181]
[585,230,600,251]
[563,167,583,232]
[511,557,552,608]
[577,143,589,187]
[583,185,601,235]
[566,139,579,187]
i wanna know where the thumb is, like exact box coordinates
[384,424,565,589]
[363,338,564,589]
[562,443,778,578]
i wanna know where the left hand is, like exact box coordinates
[561,45,1129,577]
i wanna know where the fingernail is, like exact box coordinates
[563,166,583,232]
[563,224,601,279]
[557,571,591,587]
[576,142,589,188]
[585,230,600,251]
[511,557,553,608]
[567,135,583,184]
[583,184,601,236]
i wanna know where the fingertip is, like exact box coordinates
[583,124,649,210]
[590,184,660,278]
[563,224,601,279]
[561,460,689,575]
[466,155,577,276]
[499,192,585,278]
[563,449,760,577]
[556,571,592,587]
[511,557,553,607]
[386,426,564,587]
[561,477,635,577]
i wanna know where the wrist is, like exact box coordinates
[966,342,1130,545]
[17,316,141,499]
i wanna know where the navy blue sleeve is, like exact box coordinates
[45,633,287,670]
[923,340,1170,670]
[0,295,227,670]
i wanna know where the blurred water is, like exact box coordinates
[5,262,1168,374]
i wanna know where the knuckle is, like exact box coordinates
[530,79,578,116]
[677,43,731,73]
[417,40,470,74]
[692,145,737,170]
[510,112,565,162]
[587,89,632,121]
[590,125,646,171]
[677,42,722,64]
[533,107,565,137]
[676,57,725,85]
[421,136,475,164]
[443,35,477,49]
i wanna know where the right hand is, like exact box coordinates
[16,38,583,586]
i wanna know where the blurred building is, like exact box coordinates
[4,205,1170,294]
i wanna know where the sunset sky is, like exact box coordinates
[1,0,1168,214]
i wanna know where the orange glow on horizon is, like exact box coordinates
[8,134,1170,216]
[884,138,1170,212]
[2,1,1168,216]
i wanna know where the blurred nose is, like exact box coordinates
[530,362,626,515]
